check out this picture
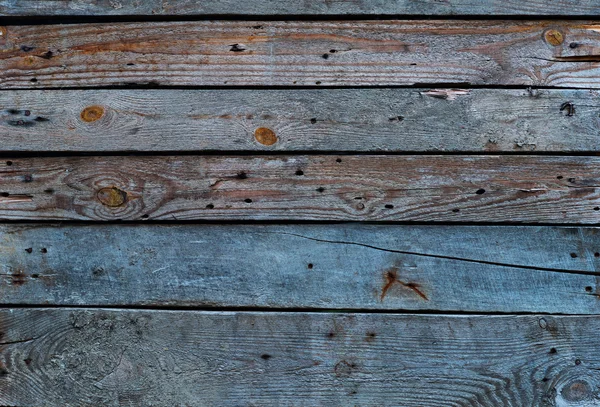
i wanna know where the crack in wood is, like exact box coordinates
[264,231,600,277]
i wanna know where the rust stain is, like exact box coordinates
[380,267,428,301]
[80,105,105,123]
[254,127,278,146]
[544,29,564,46]
[97,187,127,207]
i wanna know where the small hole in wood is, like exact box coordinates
[141,214,149,219]
[570,253,578,258]
[260,354,272,360]
[0,192,9,197]
[336,158,342,163]
[308,263,314,269]
[476,188,486,195]
[237,171,248,180]
[549,348,557,354]
[316,187,325,193]
[594,207,600,211]
[31,274,39,279]
[322,53,329,59]
[30,78,38,83]
[206,204,214,209]
[385,204,394,209]
[586,286,593,292]
[25,248,32,254]
[244,198,253,203]
[44,188,54,194]
[595,252,600,257]
[40,248,47,254]
[557,176,563,179]
[452,208,460,213]
[310,118,317,124]
[5,161,12,166]
[295,170,304,176]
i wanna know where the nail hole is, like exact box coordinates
[322,53,329,59]
[570,42,579,49]
[44,188,54,194]
[549,348,557,354]
[6,161,12,166]
[237,171,248,180]
[30,78,37,83]
[557,176,563,179]
[452,208,460,213]
[575,359,582,365]
[310,118,317,124]
[316,187,325,193]
[315,81,322,85]
[244,198,253,203]
[594,207,599,211]
[384,204,394,209]
[260,354,272,360]
[206,204,214,209]
[40,248,47,254]
[307,263,314,269]
[295,170,304,176]
[586,286,593,292]
[595,252,600,257]
[141,214,149,219]
[476,188,486,195]
[31,274,39,279]
[336,158,342,163]
[570,253,578,258]
[25,248,32,254]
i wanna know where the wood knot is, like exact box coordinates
[97,187,127,207]
[254,127,278,146]
[544,29,564,46]
[561,380,593,403]
[80,105,105,123]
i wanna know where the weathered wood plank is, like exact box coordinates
[0,309,599,406]
[1,88,599,152]
[1,0,599,16]
[2,21,600,88]
[1,155,599,222]
[1,224,599,313]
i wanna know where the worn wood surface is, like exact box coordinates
[1,309,599,406]
[1,224,600,313]
[1,155,598,222]
[1,88,599,152]
[1,0,599,16]
[2,21,600,88]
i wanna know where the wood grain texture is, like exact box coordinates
[1,309,600,406]
[1,0,599,16]
[2,88,599,152]
[1,155,599,222]
[2,20,600,88]
[1,224,600,313]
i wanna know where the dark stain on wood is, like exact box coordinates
[381,267,428,301]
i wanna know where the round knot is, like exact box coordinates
[254,127,278,146]
[97,187,127,207]
[80,105,105,123]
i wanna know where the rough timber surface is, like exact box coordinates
[1,88,599,152]
[1,224,599,313]
[0,155,599,222]
[1,309,600,406]
[0,0,599,16]
[2,21,600,88]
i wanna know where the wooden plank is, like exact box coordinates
[2,21,600,88]
[1,0,599,16]
[2,88,599,152]
[1,224,599,313]
[1,309,599,406]
[1,155,599,222]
